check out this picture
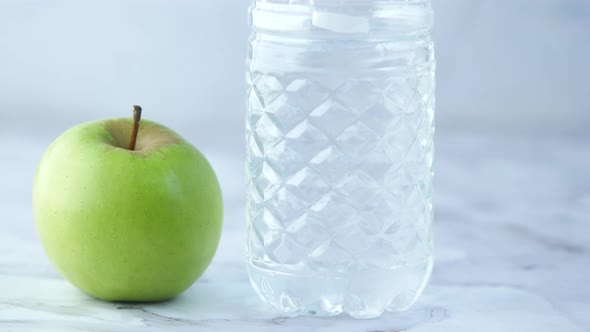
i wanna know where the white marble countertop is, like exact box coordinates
[0,134,588,331]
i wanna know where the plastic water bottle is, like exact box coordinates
[246,0,435,319]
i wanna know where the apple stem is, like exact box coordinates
[128,105,142,151]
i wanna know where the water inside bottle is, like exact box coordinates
[247,0,435,318]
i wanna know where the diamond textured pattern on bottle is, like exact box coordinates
[247,71,434,272]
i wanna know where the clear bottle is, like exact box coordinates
[246,0,435,319]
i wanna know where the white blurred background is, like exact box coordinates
[1,0,588,141]
[0,0,589,229]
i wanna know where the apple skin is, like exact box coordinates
[33,118,223,302]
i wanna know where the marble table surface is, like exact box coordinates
[0,134,588,331]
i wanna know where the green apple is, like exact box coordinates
[33,107,223,302]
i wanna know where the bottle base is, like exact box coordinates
[247,257,433,319]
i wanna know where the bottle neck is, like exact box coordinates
[250,0,433,39]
